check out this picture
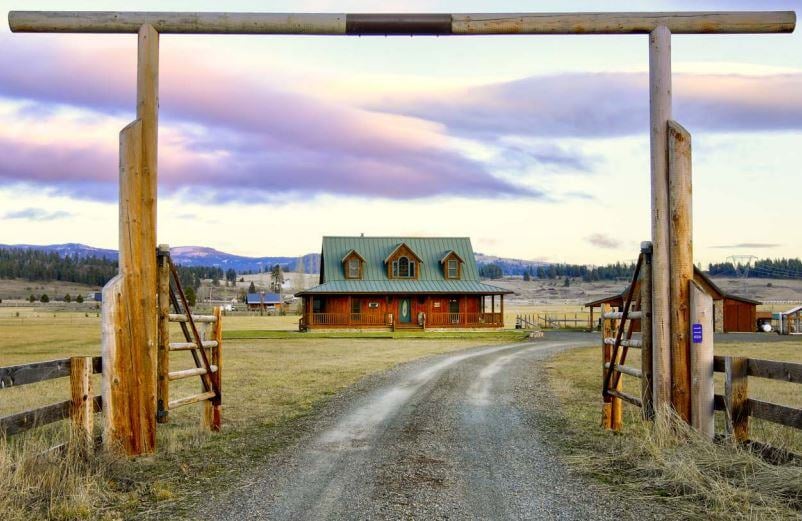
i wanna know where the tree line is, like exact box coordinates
[707,258,802,279]
[0,248,225,291]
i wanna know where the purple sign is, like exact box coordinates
[692,323,703,343]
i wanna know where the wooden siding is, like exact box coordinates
[303,294,502,329]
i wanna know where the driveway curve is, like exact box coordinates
[205,336,656,520]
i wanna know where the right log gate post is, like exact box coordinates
[8,10,794,454]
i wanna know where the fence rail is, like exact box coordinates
[713,355,802,441]
[0,356,102,441]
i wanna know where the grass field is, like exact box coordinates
[546,339,802,519]
[0,310,521,519]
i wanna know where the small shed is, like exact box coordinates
[778,305,802,335]
[246,292,282,312]
[584,267,761,333]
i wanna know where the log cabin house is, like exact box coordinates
[584,266,760,333]
[296,236,512,331]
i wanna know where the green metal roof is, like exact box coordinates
[296,236,511,295]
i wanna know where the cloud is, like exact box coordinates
[0,38,539,202]
[586,233,620,249]
[3,207,73,221]
[711,243,782,249]
[374,72,802,138]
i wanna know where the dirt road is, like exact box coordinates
[206,336,655,520]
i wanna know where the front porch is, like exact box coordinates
[298,293,506,331]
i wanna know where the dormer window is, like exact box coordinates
[385,242,422,280]
[348,258,360,278]
[392,256,416,278]
[342,250,364,279]
[441,250,464,280]
[447,259,458,279]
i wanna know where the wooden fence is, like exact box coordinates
[517,313,591,330]
[714,355,802,442]
[0,356,102,448]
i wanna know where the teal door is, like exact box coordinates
[399,298,412,323]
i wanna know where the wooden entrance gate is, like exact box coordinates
[8,9,795,455]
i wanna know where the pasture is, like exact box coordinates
[0,309,522,519]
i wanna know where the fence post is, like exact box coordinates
[724,356,749,442]
[202,307,223,431]
[157,244,170,424]
[640,241,654,420]
[690,281,714,439]
[601,304,613,430]
[70,356,93,452]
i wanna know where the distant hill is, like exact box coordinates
[2,243,547,276]
[474,252,548,276]
[0,243,321,274]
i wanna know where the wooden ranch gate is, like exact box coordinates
[7,10,795,455]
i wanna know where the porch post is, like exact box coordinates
[500,294,504,327]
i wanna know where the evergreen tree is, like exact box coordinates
[64,294,71,303]
[185,286,197,307]
[270,264,285,293]
[76,294,84,304]
[248,281,256,293]
[40,294,49,303]
[29,294,36,303]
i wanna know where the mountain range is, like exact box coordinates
[0,243,547,275]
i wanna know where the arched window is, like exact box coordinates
[392,256,415,278]
[398,256,409,277]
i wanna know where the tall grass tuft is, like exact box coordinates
[572,406,802,520]
[0,427,121,520]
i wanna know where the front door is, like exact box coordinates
[399,298,412,323]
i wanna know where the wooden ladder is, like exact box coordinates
[156,246,222,430]
[601,249,652,430]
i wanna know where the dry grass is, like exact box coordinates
[546,341,802,519]
[1,310,513,519]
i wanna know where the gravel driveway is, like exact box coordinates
[203,334,659,520]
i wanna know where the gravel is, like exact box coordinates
[201,333,664,520]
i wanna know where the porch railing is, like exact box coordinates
[427,312,502,327]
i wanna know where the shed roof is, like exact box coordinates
[246,292,282,304]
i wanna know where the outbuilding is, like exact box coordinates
[584,267,761,333]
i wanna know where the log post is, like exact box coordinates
[640,241,654,420]
[690,281,714,439]
[724,356,749,442]
[157,244,170,423]
[668,120,693,422]
[207,307,223,431]
[649,25,672,411]
[70,356,93,452]
[102,118,157,455]
[601,303,613,430]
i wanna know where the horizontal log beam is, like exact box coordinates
[168,313,217,323]
[607,389,643,408]
[168,365,218,381]
[603,338,642,348]
[604,362,643,379]
[9,11,795,35]
[169,391,216,409]
[749,399,802,430]
[169,340,219,351]
[713,355,802,384]
[602,311,643,320]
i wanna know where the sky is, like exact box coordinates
[0,0,800,265]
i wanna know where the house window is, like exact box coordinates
[447,259,459,279]
[449,299,460,313]
[351,299,361,314]
[392,256,415,279]
[347,258,360,279]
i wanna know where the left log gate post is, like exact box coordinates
[101,23,160,456]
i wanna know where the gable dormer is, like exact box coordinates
[342,249,365,279]
[384,242,423,280]
[440,250,464,280]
